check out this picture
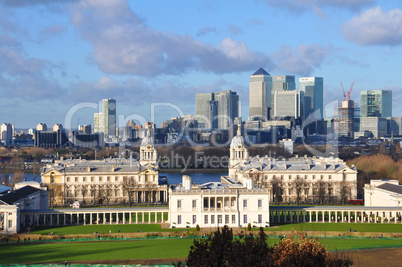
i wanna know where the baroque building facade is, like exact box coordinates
[41,130,168,206]
[228,128,357,204]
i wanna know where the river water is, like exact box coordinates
[2,172,226,186]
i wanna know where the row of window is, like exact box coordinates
[65,176,156,183]
[177,199,264,209]
[259,174,333,180]
[176,214,264,225]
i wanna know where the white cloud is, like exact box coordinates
[342,6,402,46]
[69,0,271,76]
[260,0,375,14]
[269,44,332,76]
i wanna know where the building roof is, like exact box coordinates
[239,156,351,173]
[0,185,41,205]
[377,183,402,194]
[42,157,159,174]
[252,68,270,76]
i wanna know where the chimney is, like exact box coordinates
[87,166,91,172]
[111,165,115,172]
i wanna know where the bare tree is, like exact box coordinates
[48,186,59,207]
[270,176,283,205]
[89,184,98,205]
[339,181,351,205]
[0,162,12,186]
[315,180,327,205]
[81,184,89,205]
[122,176,138,207]
[294,175,307,205]
[99,184,114,207]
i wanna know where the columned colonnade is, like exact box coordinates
[20,208,169,228]
[270,207,402,224]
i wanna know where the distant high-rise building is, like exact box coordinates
[79,124,92,134]
[360,90,392,118]
[36,123,47,131]
[273,90,302,118]
[195,93,215,128]
[216,90,239,129]
[195,90,239,129]
[52,124,63,132]
[249,68,272,120]
[299,77,324,120]
[94,98,117,136]
[1,123,14,140]
[271,75,296,113]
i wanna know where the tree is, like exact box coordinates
[184,227,352,267]
[270,176,283,205]
[99,184,114,207]
[81,184,89,205]
[315,180,327,205]
[271,233,352,267]
[89,184,98,205]
[122,176,138,206]
[339,181,351,205]
[294,175,307,205]
[186,226,272,267]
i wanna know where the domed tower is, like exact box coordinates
[140,126,158,166]
[229,124,248,176]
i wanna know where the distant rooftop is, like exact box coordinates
[0,185,41,205]
[377,183,402,194]
[252,68,270,76]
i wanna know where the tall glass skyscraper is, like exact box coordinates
[249,68,272,120]
[271,75,296,114]
[360,90,392,118]
[299,77,324,120]
[195,90,239,129]
[94,98,117,136]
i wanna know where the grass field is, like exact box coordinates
[30,224,195,235]
[263,223,402,233]
[0,237,401,264]
[29,222,402,235]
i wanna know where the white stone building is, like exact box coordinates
[41,129,168,206]
[364,180,402,207]
[169,176,270,228]
[0,182,49,233]
[228,128,357,203]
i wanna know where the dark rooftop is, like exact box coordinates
[377,183,402,194]
[0,186,41,205]
[252,68,270,76]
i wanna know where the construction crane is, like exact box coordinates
[347,81,355,101]
[341,81,355,101]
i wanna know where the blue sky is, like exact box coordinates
[1,0,401,129]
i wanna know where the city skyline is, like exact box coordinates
[0,1,401,128]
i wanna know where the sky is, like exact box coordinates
[1,0,402,129]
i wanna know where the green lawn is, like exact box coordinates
[264,223,402,233]
[0,237,401,264]
[30,224,195,235]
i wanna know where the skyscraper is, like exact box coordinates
[195,93,215,128]
[94,98,117,136]
[273,90,302,119]
[195,90,239,129]
[249,68,272,120]
[1,123,14,140]
[299,77,324,120]
[271,75,296,113]
[360,90,392,118]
